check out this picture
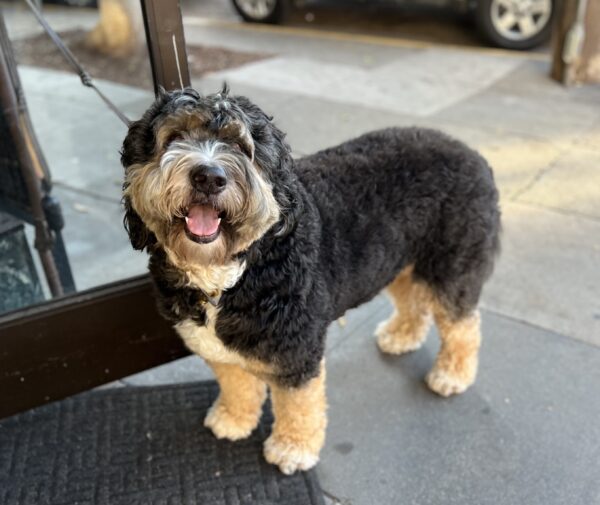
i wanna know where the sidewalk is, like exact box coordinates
[7,6,600,504]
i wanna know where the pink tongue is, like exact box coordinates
[185,205,221,237]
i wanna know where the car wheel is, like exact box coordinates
[231,0,287,24]
[475,0,554,50]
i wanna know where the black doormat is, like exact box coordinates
[0,382,325,505]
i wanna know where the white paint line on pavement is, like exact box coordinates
[210,50,522,117]
[184,16,549,62]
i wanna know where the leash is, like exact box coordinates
[23,0,131,127]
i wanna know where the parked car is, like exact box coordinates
[230,0,554,50]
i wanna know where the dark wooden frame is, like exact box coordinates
[0,276,189,419]
[0,0,192,420]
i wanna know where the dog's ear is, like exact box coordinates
[121,117,156,252]
[123,195,156,251]
[231,95,291,173]
[121,117,155,168]
[121,88,203,166]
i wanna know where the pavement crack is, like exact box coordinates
[479,305,600,351]
[508,200,600,223]
[509,155,563,202]
[321,488,352,505]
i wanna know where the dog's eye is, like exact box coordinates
[166,133,183,145]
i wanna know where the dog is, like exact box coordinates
[121,86,500,475]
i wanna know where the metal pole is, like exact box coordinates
[140,0,191,94]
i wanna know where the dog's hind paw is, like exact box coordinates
[204,401,259,441]
[263,435,320,475]
[425,368,474,397]
[375,321,425,355]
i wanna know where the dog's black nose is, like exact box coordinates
[190,164,227,194]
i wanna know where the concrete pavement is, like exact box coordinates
[5,4,600,504]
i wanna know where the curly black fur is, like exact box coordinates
[122,89,500,388]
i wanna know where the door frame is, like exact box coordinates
[0,0,192,420]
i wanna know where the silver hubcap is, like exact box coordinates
[236,0,277,20]
[490,0,552,41]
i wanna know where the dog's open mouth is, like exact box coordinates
[184,204,223,244]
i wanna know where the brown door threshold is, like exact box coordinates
[0,275,188,419]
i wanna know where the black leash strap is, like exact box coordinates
[23,0,131,127]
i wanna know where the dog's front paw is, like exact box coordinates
[204,400,259,441]
[375,320,425,355]
[425,366,476,397]
[263,435,320,475]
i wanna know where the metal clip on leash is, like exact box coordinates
[23,0,131,127]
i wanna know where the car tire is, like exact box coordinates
[231,0,288,24]
[475,0,554,50]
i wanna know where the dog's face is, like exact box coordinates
[121,87,289,269]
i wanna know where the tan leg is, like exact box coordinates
[264,363,327,475]
[426,307,481,397]
[376,266,432,355]
[204,361,267,441]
